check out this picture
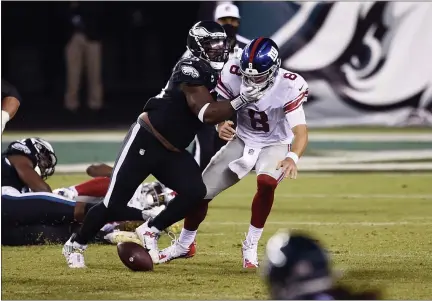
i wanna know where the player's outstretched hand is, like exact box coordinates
[218,120,236,141]
[276,158,298,180]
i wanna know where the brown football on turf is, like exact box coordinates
[117,242,154,272]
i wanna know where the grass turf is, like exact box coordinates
[2,173,432,299]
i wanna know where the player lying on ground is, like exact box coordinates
[53,163,183,243]
[136,37,309,268]
[62,20,261,268]
[1,137,88,245]
[1,140,176,246]
[264,230,382,300]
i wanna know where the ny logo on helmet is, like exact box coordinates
[268,46,278,62]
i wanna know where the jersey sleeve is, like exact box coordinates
[3,140,38,167]
[1,79,22,103]
[215,58,242,100]
[172,60,208,86]
[283,74,309,114]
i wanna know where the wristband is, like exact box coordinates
[198,103,210,122]
[286,152,299,164]
[2,110,10,133]
[2,110,10,123]
[230,95,247,111]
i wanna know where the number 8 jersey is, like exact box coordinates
[216,58,309,148]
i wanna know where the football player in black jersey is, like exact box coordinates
[264,230,381,300]
[1,137,92,244]
[62,20,262,268]
[1,79,22,133]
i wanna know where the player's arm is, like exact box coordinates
[288,109,308,159]
[181,84,235,124]
[214,93,236,141]
[1,80,21,133]
[86,163,113,178]
[277,79,309,179]
[7,155,52,192]
[179,61,258,124]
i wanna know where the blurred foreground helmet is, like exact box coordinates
[263,231,333,300]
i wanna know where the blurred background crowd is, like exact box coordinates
[2,1,431,130]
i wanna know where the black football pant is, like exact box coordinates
[193,124,225,172]
[1,192,93,245]
[74,120,206,244]
[193,117,235,171]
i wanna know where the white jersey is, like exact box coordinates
[215,58,309,148]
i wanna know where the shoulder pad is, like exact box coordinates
[279,70,309,113]
[173,58,209,86]
[216,58,242,99]
[4,140,38,167]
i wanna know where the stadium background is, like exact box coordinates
[2,1,431,172]
[2,2,432,300]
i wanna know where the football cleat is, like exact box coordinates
[158,240,197,263]
[62,236,87,268]
[242,237,259,269]
[103,230,142,245]
[135,220,160,264]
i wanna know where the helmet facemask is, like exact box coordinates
[188,27,229,71]
[31,138,57,180]
[241,58,281,91]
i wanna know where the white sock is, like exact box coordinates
[178,228,197,247]
[246,224,263,245]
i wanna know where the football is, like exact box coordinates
[117,242,154,272]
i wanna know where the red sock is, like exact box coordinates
[250,175,278,228]
[74,177,111,197]
[184,200,210,231]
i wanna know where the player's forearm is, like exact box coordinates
[24,172,52,192]
[201,100,235,124]
[290,125,308,158]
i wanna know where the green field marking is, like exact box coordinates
[3,140,431,165]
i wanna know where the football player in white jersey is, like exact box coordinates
[154,37,309,268]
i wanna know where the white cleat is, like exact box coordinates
[135,220,160,264]
[158,240,196,264]
[242,238,259,269]
[62,237,87,268]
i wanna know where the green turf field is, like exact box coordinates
[2,173,432,299]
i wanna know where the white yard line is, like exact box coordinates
[202,221,432,226]
[54,162,432,173]
[3,132,432,142]
[196,251,429,258]
[228,193,432,199]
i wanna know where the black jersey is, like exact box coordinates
[1,79,22,102]
[2,139,38,191]
[144,57,218,150]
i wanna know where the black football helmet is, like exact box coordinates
[263,231,333,300]
[29,137,57,179]
[187,20,229,70]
